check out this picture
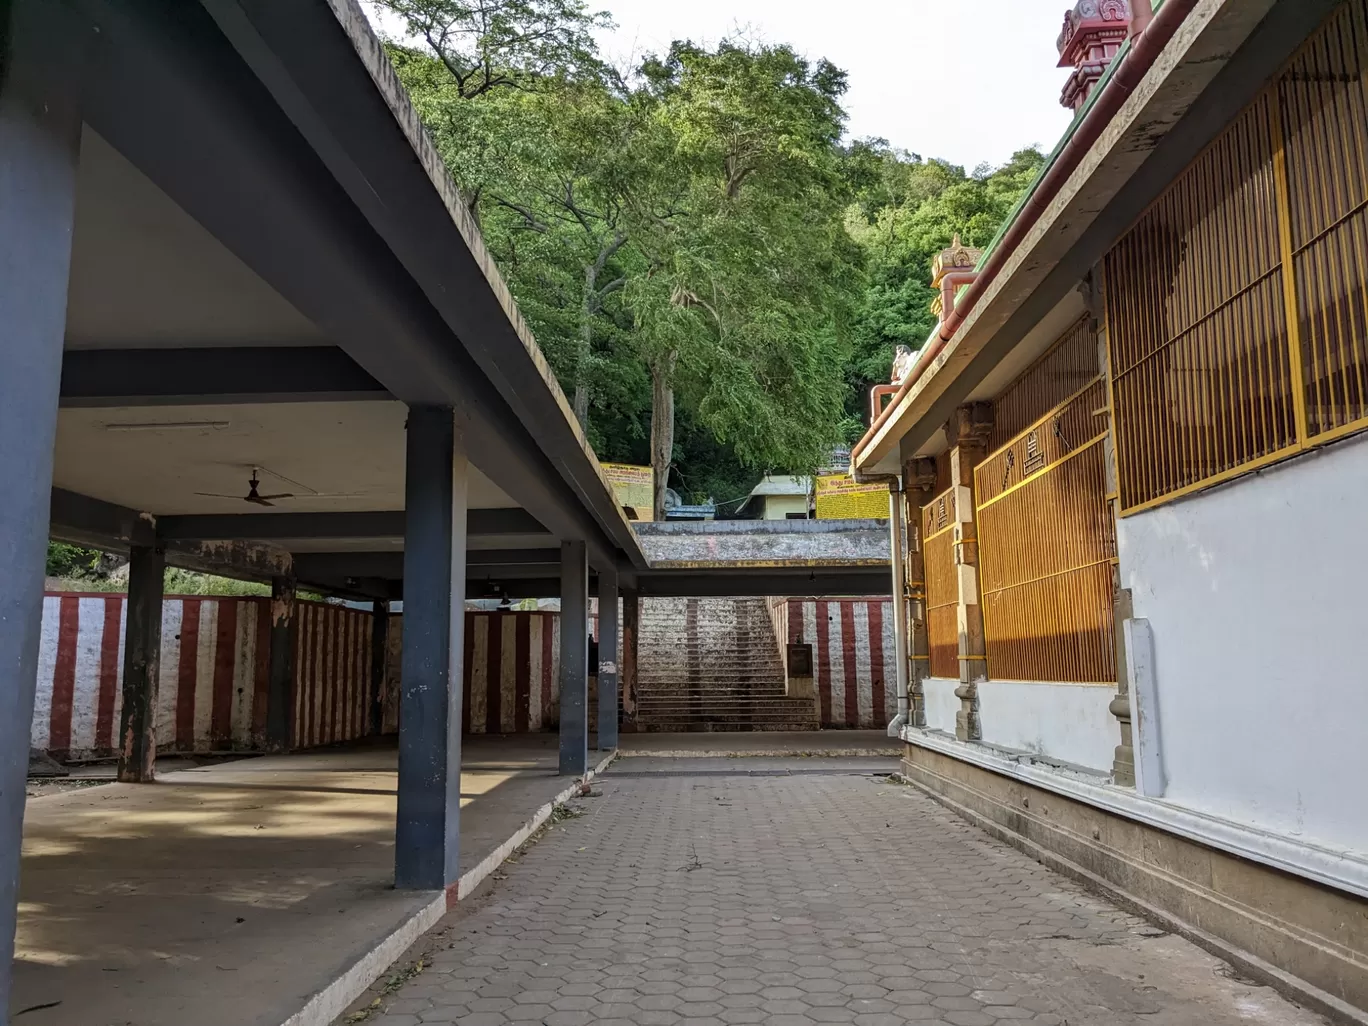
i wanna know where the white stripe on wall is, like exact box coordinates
[30,597,61,750]
[469,615,488,733]
[853,601,873,728]
[193,601,218,751]
[155,601,184,748]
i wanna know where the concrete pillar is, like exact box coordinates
[947,404,994,742]
[395,407,467,891]
[117,545,166,783]
[370,599,390,737]
[903,458,937,729]
[559,540,589,775]
[886,486,910,737]
[620,587,639,731]
[265,574,297,752]
[0,2,85,1012]
[596,568,620,751]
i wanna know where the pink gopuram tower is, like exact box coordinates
[1057,0,1133,113]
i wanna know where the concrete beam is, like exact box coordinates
[156,508,548,541]
[637,569,894,598]
[60,346,390,406]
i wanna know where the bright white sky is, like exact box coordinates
[593,0,1076,170]
[366,1,1076,171]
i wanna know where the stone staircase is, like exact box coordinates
[634,597,818,732]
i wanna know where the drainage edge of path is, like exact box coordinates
[609,767,897,778]
[279,749,618,1026]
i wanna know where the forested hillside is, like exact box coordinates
[375,0,1047,514]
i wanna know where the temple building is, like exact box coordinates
[853,0,1368,1014]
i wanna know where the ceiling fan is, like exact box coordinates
[196,469,294,507]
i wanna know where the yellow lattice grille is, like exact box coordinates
[1281,0,1368,439]
[975,386,1116,684]
[922,487,959,679]
[990,318,1099,451]
[1105,2,1368,513]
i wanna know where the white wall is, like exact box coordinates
[978,681,1116,773]
[1118,432,1368,858]
[923,677,960,734]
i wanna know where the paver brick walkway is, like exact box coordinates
[343,761,1326,1026]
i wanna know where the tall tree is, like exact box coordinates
[628,41,862,518]
[376,0,611,99]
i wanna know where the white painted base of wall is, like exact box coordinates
[902,727,1368,903]
[923,677,960,734]
[1118,430,1368,860]
[978,680,1117,773]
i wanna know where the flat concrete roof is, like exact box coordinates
[49,0,648,594]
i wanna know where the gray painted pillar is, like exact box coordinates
[558,541,589,775]
[265,575,297,752]
[0,1,85,1014]
[370,599,390,736]
[887,487,910,737]
[117,545,166,783]
[395,407,467,891]
[596,568,620,751]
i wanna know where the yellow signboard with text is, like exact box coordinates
[815,474,888,520]
[602,462,654,521]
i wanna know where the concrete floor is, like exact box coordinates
[345,758,1329,1026]
[11,735,589,1026]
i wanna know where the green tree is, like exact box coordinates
[375,0,611,99]
[842,144,1046,431]
[629,41,862,518]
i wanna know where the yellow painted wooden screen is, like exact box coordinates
[921,486,959,679]
[974,380,1117,683]
[1105,1,1368,513]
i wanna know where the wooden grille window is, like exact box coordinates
[921,487,959,679]
[1105,2,1368,513]
[975,381,1116,683]
[1281,0,1368,439]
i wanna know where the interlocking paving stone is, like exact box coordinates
[340,767,1329,1025]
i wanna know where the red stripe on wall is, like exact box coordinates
[515,613,530,733]
[176,600,201,749]
[486,614,503,733]
[462,611,474,735]
[815,600,832,727]
[211,601,237,747]
[541,614,554,727]
[95,597,123,751]
[868,600,887,726]
[300,605,314,747]
[48,597,80,753]
[839,601,859,728]
[252,601,271,743]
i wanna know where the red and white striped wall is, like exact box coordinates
[461,611,562,734]
[786,598,894,729]
[32,594,274,758]
[292,601,376,750]
[33,597,583,757]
